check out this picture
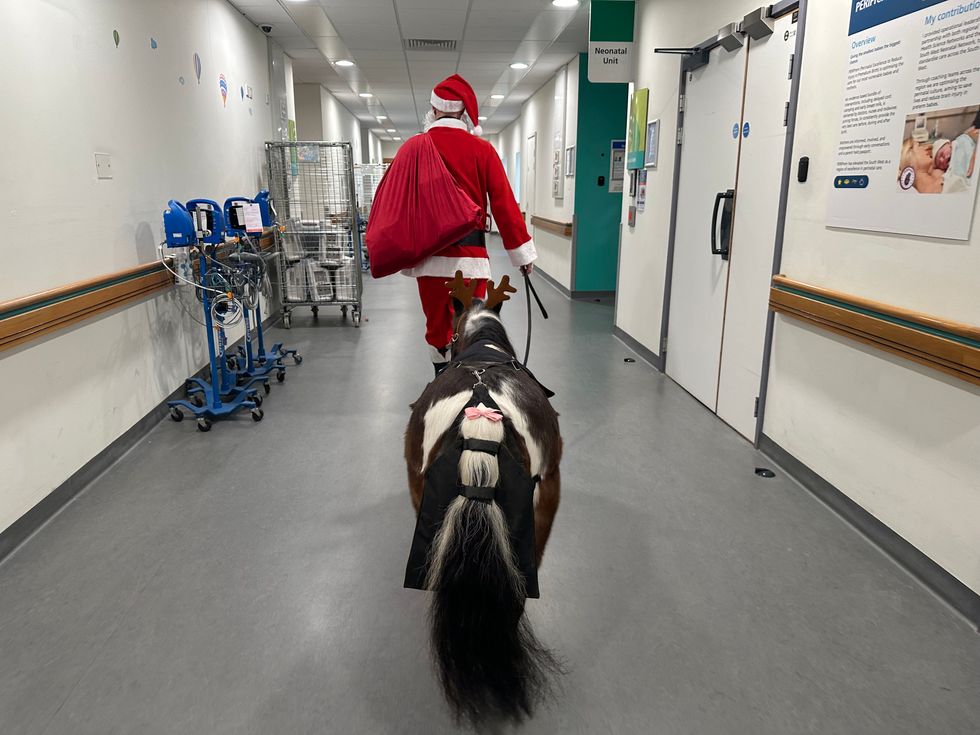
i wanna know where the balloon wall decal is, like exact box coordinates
[179,76,185,85]
[150,37,158,49]
[193,52,202,83]
[240,86,245,100]
[219,74,228,107]
[113,30,120,48]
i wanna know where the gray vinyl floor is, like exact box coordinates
[1,251,978,735]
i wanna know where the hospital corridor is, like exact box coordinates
[1,1,979,733]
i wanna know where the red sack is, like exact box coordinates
[366,133,483,278]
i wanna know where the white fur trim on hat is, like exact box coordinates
[472,125,483,136]
[431,91,464,113]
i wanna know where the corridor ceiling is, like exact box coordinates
[227,0,590,141]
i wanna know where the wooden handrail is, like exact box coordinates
[0,228,279,354]
[770,276,980,387]
[772,275,980,343]
[530,215,573,238]
[0,261,167,319]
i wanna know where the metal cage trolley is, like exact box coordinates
[354,163,387,272]
[265,141,363,328]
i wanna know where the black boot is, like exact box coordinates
[433,362,449,378]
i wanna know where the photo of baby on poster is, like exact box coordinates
[897,105,979,194]
[827,0,980,240]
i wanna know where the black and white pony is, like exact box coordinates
[404,273,562,727]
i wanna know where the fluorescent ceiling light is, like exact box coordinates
[490,94,505,100]
[393,137,402,140]
[478,116,488,121]
[552,0,580,6]
[358,92,373,98]
[376,115,387,120]
[335,59,355,67]
[509,62,529,70]
[386,128,396,132]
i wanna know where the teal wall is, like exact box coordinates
[573,53,628,293]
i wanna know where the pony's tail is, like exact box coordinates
[425,409,560,726]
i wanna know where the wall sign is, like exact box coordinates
[610,139,626,193]
[588,1,635,84]
[826,0,980,240]
[626,88,648,169]
[644,119,660,168]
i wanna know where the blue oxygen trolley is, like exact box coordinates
[162,198,265,431]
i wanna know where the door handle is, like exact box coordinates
[710,189,735,260]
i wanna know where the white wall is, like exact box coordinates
[381,140,402,160]
[0,0,273,535]
[294,83,365,164]
[495,60,579,288]
[364,129,383,165]
[615,0,753,350]
[294,83,324,140]
[764,0,980,595]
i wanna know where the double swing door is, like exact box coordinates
[665,13,796,440]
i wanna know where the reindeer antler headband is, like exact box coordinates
[485,275,517,310]
[446,271,478,310]
[446,270,518,311]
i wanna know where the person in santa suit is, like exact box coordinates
[396,74,537,376]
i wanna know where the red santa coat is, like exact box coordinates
[401,118,536,279]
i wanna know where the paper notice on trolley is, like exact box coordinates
[242,203,263,233]
[826,0,980,240]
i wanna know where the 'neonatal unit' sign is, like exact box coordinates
[589,1,635,84]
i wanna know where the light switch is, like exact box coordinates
[94,153,113,180]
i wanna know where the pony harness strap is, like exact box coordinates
[450,339,555,398]
[404,383,540,598]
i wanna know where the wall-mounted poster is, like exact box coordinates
[826,0,980,240]
[644,119,660,168]
[552,65,567,199]
[552,150,562,198]
[626,87,648,170]
[610,140,626,192]
[565,145,575,177]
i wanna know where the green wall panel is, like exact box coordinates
[573,53,628,293]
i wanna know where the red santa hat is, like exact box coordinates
[431,74,482,136]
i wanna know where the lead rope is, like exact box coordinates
[522,270,549,367]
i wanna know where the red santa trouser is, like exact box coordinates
[417,276,487,358]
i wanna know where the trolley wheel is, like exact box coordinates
[293,354,303,365]
[169,407,184,422]
[276,369,286,383]
[197,418,212,432]
[312,305,319,318]
[353,311,361,328]
[341,305,349,318]
[227,357,238,371]
[252,393,263,407]
[251,408,264,422]
[190,394,204,408]
[263,382,271,395]
[283,312,292,329]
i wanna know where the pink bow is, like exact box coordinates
[465,406,504,422]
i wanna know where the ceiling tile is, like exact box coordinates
[285,5,339,37]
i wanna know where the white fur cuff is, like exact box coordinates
[507,239,537,267]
